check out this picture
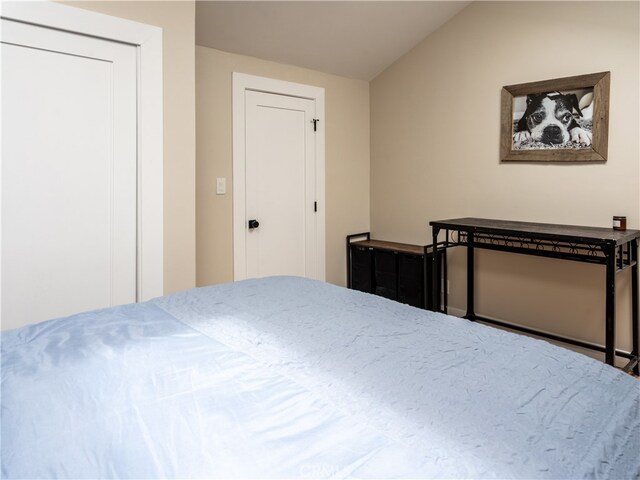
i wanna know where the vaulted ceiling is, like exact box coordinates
[195,1,471,81]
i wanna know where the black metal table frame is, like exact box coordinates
[430,220,639,375]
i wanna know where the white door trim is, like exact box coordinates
[0,1,163,304]
[232,73,325,281]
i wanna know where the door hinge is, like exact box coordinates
[314,201,317,212]
[312,118,320,132]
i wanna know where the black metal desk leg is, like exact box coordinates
[466,232,475,320]
[604,243,616,366]
[432,227,440,312]
[631,239,639,375]
[346,240,352,288]
[443,230,448,313]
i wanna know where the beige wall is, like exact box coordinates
[64,1,196,295]
[370,1,639,358]
[196,46,369,287]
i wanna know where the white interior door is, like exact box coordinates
[244,90,317,279]
[1,18,138,329]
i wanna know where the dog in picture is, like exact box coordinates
[513,92,592,147]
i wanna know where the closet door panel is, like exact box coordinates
[1,19,137,329]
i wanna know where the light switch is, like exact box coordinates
[216,177,226,195]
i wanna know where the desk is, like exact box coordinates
[430,218,640,374]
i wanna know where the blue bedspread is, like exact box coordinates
[2,276,639,478]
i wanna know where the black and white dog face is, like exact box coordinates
[514,92,592,147]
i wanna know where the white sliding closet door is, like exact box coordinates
[1,18,138,329]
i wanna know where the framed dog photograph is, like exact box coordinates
[500,72,610,162]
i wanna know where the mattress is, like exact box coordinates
[2,276,639,479]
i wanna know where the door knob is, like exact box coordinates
[248,219,260,229]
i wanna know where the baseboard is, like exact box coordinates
[443,306,465,318]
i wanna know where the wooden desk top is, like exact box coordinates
[429,217,640,246]
[351,239,425,256]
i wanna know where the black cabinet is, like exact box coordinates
[347,233,443,310]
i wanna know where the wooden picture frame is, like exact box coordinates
[500,71,610,162]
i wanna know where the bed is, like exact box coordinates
[2,276,639,479]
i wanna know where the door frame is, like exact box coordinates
[232,73,325,281]
[0,1,164,307]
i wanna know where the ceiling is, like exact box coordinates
[195,1,471,81]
